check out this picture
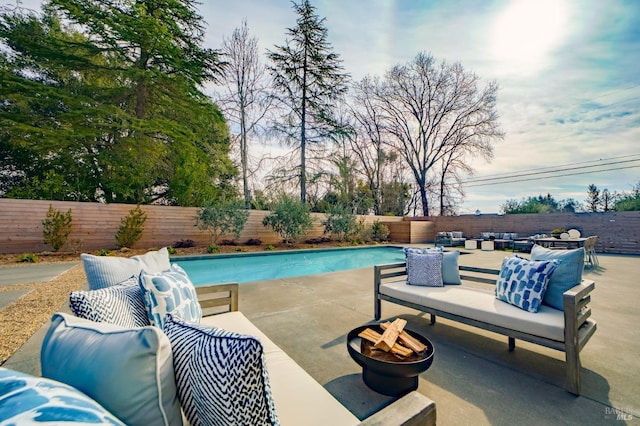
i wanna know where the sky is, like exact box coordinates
[11,0,640,214]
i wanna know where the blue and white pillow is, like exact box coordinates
[403,247,460,284]
[69,278,150,328]
[495,256,559,313]
[406,251,444,287]
[531,245,585,311]
[163,314,280,426]
[0,367,125,425]
[139,264,202,328]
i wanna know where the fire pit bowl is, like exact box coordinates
[347,324,435,396]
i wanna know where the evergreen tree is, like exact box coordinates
[268,0,350,204]
[0,1,235,205]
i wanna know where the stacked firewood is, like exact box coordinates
[358,318,427,360]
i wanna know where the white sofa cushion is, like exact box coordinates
[380,281,565,341]
[200,311,360,426]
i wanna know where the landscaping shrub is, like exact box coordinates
[262,195,313,244]
[371,220,390,242]
[42,205,72,251]
[115,205,147,248]
[167,246,177,255]
[197,199,249,244]
[245,238,262,246]
[221,239,238,246]
[207,244,219,254]
[322,204,357,242]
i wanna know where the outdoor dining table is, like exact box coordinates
[533,237,588,249]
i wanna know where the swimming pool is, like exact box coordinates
[175,246,405,285]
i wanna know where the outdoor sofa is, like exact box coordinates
[435,231,466,247]
[373,246,597,395]
[0,248,436,426]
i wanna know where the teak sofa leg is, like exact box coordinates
[508,337,515,351]
[566,345,582,395]
[430,314,436,325]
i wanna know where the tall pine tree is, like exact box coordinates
[268,0,349,203]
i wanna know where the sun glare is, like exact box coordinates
[491,0,569,75]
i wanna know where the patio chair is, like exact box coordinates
[584,236,599,268]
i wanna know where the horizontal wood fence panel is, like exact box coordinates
[0,199,400,254]
[412,211,640,254]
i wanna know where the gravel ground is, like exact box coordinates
[0,265,86,365]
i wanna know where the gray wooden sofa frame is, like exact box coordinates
[374,262,597,395]
[197,283,437,426]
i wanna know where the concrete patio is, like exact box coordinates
[3,248,639,425]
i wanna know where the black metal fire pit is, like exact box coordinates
[347,324,435,396]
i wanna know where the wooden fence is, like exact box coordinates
[0,199,402,254]
[1,199,638,254]
[416,211,640,255]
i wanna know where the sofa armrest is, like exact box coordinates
[358,391,436,426]
[196,283,239,316]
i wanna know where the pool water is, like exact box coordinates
[175,246,405,285]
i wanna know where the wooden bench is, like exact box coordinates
[374,263,597,395]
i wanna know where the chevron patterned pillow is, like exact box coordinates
[163,314,280,426]
[69,278,150,328]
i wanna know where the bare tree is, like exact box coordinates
[267,0,349,204]
[374,52,503,216]
[348,76,389,215]
[218,20,273,208]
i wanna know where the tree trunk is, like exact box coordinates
[300,45,308,204]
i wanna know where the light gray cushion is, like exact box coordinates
[406,252,443,287]
[531,245,585,311]
[81,248,170,290]
[133,247,171,275]
[40,312,182,426]
[495,256,559,313]
[81,253,141,290]
[0,367,125,425]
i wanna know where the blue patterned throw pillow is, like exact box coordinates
[139,264,202,328]
[406,251,444,287]
[69,278,150,328]
[0,367,125,425]
[163,314,280,426]
[495,256,559,313]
